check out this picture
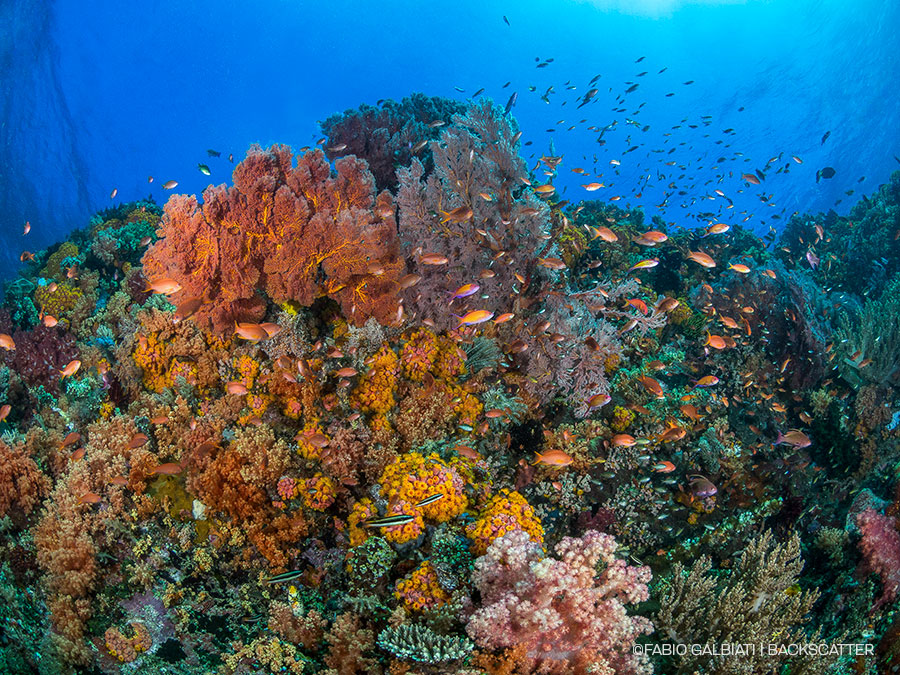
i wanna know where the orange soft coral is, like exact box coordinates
[0,441,49,519]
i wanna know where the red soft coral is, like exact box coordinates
[143,145,403,334]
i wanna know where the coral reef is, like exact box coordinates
[1,95,899,675]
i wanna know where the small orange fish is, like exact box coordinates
[658,426,686,442]
[441,206,474,223]
[398,274,422,289]
[0,334,16,351]
[454,445,480,460]
[626,298,648,315]
[687,251,716,268]
[78,492,103,504]
[531,449,574,467]
[729,263,751,274]
[42,314,59,328]
[639,230,668,244]
[694,375,720,387]
[652,461,676,473]
[705,223,730,236]
[150,415,170,424]
[60,360,81,378]
[70,447,86,462]
[109,475,129,486]
[587,393,611,408]
[582,182,604,191]
[741,173,761,185]
[705,333,727,350]
[174,297,203,321]
[485,409,506,419]
[226,382,249,395]
[234,322,268,341]
[23,221,31,235]
[335,367,358,378]
[300,432,329,449]
[657,297,680,313]
[494,312,515,324]
[150,462,183,476]
[61,432,81,447]
[0,404,9,422]
[593,226,618,242]
[538,257,566,270]
[20,251,35,262]
[458,310,494,326]
[128,433,149,449]
[146,278,183,295]
[638,375,664,398]
[611,434,637,447]
[680,404,700,421]
[420,253,449,265]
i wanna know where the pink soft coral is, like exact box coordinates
[467,528,653,675]
[857,508,900,609]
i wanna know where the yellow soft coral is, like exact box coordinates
[466,489,544,556]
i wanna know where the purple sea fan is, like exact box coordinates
[396,100,551,332]
[11,324,79,392]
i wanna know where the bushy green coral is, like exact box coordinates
[655,530,829,674]
[376,623,473,664]
[429,526,473,593]
[41,242,81,280]
[835,273,900,387]
[345,536,396,593]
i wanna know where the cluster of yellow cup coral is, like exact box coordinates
[34,283,82,319]
[104,621,152,663]
[350,345,399,414]
[347,453,468,546]
[380,452,467,523]
[466,489,544,556]
[133,334,197,393]
[298,472,337,511]
[394,560,451,612]
[399,328,467,382]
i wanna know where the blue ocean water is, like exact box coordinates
[2,0,898,273]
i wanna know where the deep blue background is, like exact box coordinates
[2,0,898,276]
